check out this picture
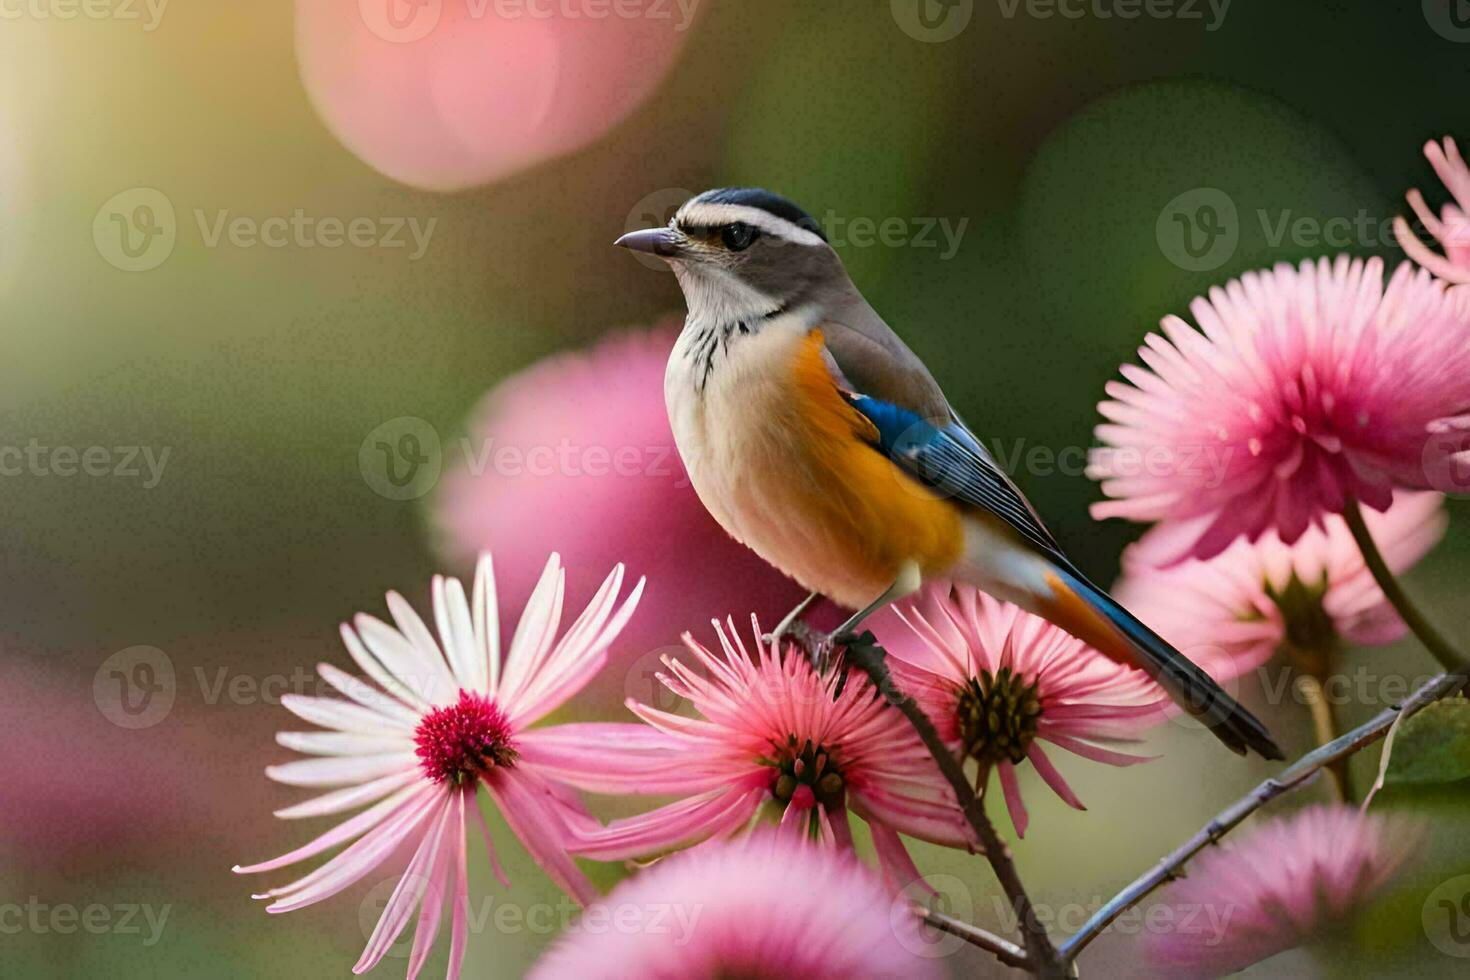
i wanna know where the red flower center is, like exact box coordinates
[413,691,517,785]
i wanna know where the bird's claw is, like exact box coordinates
[767,621,867,677]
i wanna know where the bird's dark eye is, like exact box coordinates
[721,222,759,251]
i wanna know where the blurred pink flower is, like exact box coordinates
[235,553,642,980]
[548,618,972,891]
[529,830,942,980]
[1114,491,1447,684]
[1396,136,1470,284]
[1,658,207,857]
[434,328,815,713]
[876,586,1166,838]
[1143,805,1421,977]
[1088,256,1470,560]
[296,1,699,190]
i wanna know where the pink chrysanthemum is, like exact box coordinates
[234,553,642,979]
[434,328,813,712]
[1088,255,1470,560]
[528,830,943,980]
[876,587,1168,838]
[539,619,972,890]
[1115,491,1447,685]
[1396,136,1470,284]
[1143,805,1421,977]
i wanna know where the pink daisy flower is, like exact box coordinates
[434,328,814,712]
[1114,491,1447,684]
[528,830,943,980]
[1395,136,1470,284]
[545,618,972,890]
[1088,255,1470,560]
[1143,805,1421,977]
[234,553,642,979]
[876,587,1168,838]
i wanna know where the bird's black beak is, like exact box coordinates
[614,227,681,257]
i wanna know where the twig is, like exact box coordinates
[916,905,1030,969]
[841,633,1068,978]
[1058,669,1468,964]
[1295,674,1352,801]
[1344,498,1468,672]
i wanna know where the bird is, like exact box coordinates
[616,187,1283,760]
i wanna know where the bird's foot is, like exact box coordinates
[775,621,866,676]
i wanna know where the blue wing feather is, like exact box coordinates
[846,393,1065,559]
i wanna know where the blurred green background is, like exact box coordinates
[3,1,1470,976]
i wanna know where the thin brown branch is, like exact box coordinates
[1058,669,1468,964]
[916,905,1030,969]
[841,633,1068,978]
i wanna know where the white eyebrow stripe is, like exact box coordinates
[675,202,826,247]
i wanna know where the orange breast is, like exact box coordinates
[784,330,964,590]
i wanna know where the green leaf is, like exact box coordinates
[1385,698,1470,786]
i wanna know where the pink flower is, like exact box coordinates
[433,328,815,713]
[1396,136,1470,284]
[1143,805,1421,977]
[876,587,1167,838]
[234,553,642,979]
[295,1,698,190]
[1114,491,1447,684]
[544,619,972,891]
[1088,256,1470,560]
[528,831,943,980]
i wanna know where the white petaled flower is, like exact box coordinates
[234,553,642,979]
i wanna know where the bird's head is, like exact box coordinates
[616,188,845,323]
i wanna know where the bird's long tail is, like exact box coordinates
[1037,564,1284,760]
